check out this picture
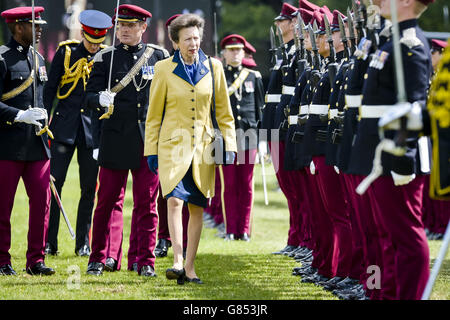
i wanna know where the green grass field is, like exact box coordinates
[0,156,448,300]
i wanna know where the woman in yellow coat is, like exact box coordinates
[144,14,237,284]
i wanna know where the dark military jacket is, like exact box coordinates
[261,63,283,142]
[0,37,50,161]
[44,40,102,148]
[274,40,297,140]
[347,19,433,176]
[85,42,169,170]
[225,64,264,151]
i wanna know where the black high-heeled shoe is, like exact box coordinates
[166,267,184,280]
[177,269,186,285]
[185,276,204,284]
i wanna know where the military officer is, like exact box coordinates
[430,39,448,71]
[348,0,435,300]
[85,4,169,277]
[218,34,264,241]
[0,6,55,276]
[43,10,112,257]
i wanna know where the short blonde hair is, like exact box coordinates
[414,0,428,17]
[169,14,204,43]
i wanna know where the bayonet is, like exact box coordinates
[352,0,366,43]
[294,16,308,77]
[324,14,338,86]
[308,24,322,90]
[269,26,277,68]
[347,7,357,53]
[276,25,289,70]
[338,13,351,60]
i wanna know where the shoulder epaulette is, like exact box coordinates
[0,45,10,61]
[93,46,115,63]
[400,28,423,50]
[379,20,392,39]
[58,39,81,49]
[147,43,170,58]
[245,68,262,78]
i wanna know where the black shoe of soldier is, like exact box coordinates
[86,262,104,276]
[155,239,172,258]
[44,242,58,256]
[0,264,17,276]
[26,262,55,276]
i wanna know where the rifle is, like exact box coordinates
[269,26,278,69]
[352,0,366,44]
[276,25,289,73]
[294,16,308,78]
[324,14,338,86]
[308,23,322,91]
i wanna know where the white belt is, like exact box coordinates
[289,115,298,125]
[309,104,329,115]
[345,95,362,108]
[300,105,309,115]
[265,94,281,103]
[359,105,390,118]
[329,109,339,119]
[282,85,296,96]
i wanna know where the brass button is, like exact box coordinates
[80,109,84,113]
[236,105,240,109]
[237,116,241,120]
[137,103,141,108]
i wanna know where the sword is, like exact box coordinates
[31,0,53,139]
[99,0,121,120]
[50,176,75,240]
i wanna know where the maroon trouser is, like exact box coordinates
[369,175,429,300]
[206,167,224,225]
[423,178,450,234]
[89,156,159,272]
[0,160,51,269]
[313,156,352,278]
[304,165,335,278]
[157,184,189,248]
[269,141,304,247]
[105,186,125,270]
[220,149,257,236]
[347,174,393,300]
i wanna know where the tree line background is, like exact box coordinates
[0,0,448,80]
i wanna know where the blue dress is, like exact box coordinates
[166,55,208,208]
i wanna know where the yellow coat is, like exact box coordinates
[144,49,237,198]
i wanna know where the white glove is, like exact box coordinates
[334,166,340,174]
[93,148,99,161]
[258,141,267,157]
[99,91,116,108]
[14,108,47,128]
[309,160,316,175]
[391,171,416,186]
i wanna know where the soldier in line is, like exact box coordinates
[219,34,264,241]
[85,4,169,277]
[347,0,435,300]
[0,6,55,276]
[43,10,112,257]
